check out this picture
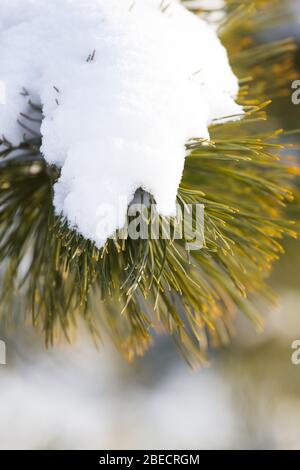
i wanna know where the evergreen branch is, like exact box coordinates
[0,0,298,365]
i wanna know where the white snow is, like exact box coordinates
[0,0,243,247]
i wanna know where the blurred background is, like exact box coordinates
[0,0,300,450]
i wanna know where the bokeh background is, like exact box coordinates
[0,0,300,450]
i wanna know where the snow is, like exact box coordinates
[0,0,243,247]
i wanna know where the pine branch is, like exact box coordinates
[0,0,298,366]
